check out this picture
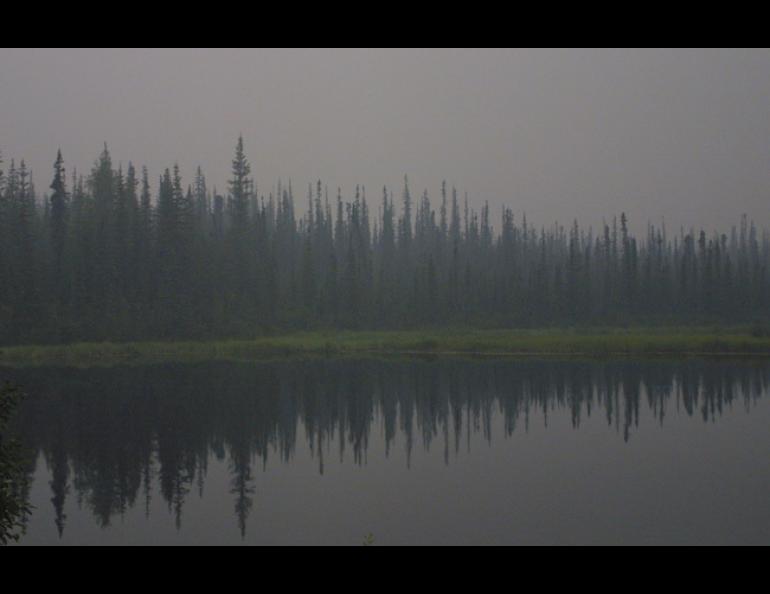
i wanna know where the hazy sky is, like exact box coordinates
[1,48,769,231]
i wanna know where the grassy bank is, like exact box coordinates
[2,328,770,367]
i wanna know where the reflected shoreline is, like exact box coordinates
[3,358,768,542]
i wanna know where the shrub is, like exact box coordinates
[0,384,31,545]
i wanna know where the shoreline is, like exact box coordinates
[2,329,770,368]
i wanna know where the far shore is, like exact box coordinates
[2,328,770,368]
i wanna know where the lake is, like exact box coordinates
[4,358,770,545]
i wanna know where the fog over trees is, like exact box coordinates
[1,139,769,345]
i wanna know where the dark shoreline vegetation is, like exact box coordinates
[0,384,30,545]
[3,328,770,368]
[1,138,770,346]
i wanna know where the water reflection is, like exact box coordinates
[3,358,769,541]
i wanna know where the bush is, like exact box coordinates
[0,384,30,545]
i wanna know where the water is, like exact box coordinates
[4,358,770,545]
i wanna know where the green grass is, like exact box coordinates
[2,327,770,368]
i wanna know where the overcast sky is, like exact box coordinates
[1,48,768,231]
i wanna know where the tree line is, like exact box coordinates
[1,138,769,345]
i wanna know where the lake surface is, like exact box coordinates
[4,358,770,545]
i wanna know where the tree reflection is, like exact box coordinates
[4,358,768,539]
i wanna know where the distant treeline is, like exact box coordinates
[1,138,768,344]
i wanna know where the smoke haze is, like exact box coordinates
[1,48,769,230]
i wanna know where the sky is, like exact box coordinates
[1,48,769,232]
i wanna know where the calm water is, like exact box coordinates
[4,358,770,545]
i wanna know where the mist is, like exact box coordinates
[2,48,769,231]
[3,48,770,548]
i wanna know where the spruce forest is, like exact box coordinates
[1,138,768,346]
